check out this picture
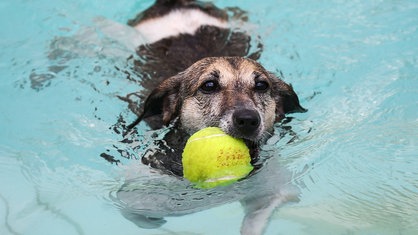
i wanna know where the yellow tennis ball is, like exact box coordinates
[182,127,253,189]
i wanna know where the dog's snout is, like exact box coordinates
[233,109,261,135]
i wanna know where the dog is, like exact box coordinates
[115,1,306,234]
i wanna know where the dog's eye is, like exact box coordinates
[254,81,269,92]
[199,80,219,93]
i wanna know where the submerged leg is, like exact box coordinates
[121,210,167,229]
[239,159,301,235]
[240,193,293,235]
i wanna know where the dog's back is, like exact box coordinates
[127,0,262,92]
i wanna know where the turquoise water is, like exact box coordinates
[1,0,417,234]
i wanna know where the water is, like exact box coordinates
[1,0,417,234]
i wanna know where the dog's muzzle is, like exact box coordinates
[232,108,261,138]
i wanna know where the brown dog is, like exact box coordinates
[116,1,306,234]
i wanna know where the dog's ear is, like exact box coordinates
[128,75,182,129]
[270,73,307,122]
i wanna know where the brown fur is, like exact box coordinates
[116,1,307,234]
[141,57,304,140]
[119,1,307,176]
[131,57,306,176]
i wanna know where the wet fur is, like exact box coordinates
[129,57,305,176]
[118,1,306,234]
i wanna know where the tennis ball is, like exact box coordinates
[182,127,253,189]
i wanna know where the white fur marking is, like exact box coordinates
[134,9,228,43]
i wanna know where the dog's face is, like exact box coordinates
[139,57,305,143]
[179,57,276,142]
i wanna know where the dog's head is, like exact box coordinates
[137,57,306,144]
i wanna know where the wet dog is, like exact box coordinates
[116,1,306,234]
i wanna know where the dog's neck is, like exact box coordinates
[140,127,189,177]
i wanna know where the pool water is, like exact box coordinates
[1,0,417,234]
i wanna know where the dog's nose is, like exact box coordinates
[233,109,261,135]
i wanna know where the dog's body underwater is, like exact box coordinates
[116,1,306,234]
